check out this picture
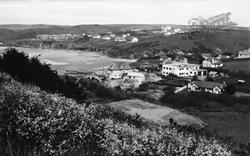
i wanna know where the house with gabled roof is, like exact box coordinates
[202,57,223,68]
[187,81,224,94]
[237,48,250,59]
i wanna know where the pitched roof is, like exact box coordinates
[193,81,222,89]
[109,62,131,70]
[204,57,222,65]
[239,49,250,55]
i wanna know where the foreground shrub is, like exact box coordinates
[0,73,232,156]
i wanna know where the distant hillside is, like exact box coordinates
[0,24,162,41]
[0,24,57,30]
[1,25,250,59]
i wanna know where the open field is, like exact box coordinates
[107,99,206,128]
[198,112,250,143]
[223,59,250,72]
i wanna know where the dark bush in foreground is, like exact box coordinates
[0,72,232,156]
[0,48,86,102]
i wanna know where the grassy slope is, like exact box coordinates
[107,99,205,128]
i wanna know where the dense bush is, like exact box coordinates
[0,48,86,102]
[0,72,232,156]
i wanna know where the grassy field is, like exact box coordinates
[198,112,250,144]
[223,59,250,72]
[107,99,206,128]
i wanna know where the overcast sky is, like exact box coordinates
[0,0,249,26]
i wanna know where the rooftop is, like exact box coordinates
[204,57,222,65]
[193,81,222,89]
[109,62,131,70]
[163,62,199,68]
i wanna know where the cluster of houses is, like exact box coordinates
[36,34,77,40]
[106,62,146,90]
[161,25,186,36]
[90,32,139,43]
[36,32,139,43]
[102,52,227,94]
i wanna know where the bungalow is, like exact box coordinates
[237,49,250,59]
[202,57,223,68]
[108,62,133,79]
[187,81,223,94]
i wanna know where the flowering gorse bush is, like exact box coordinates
[0,72,231,156]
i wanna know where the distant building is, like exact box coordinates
[208,71,219,78]
[161,57,206,77]
[36,34,72,40]
[135,58,161,71]
[202,57,223,68]
[93,34,101,39]
[162,61,201,77]
[125,71,145,83]
[187,81,224,94]
[237,49,250,59]
[102,35,111,40]
[121,79,137,90]
[114,36,126,42]
[109,34,116,38]
[121,71,145,89]
[129,37,139,43]
[108,62,133,79]
[161,25,185,36]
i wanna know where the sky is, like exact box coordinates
[0,0,249,26]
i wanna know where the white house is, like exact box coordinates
[114,36,126,42]
[108,62,133,79]
[130,37,139,43]
[102,36,111,40]
[237,49,250,59]
[202,57,223,68]
[161,59,202,77]
[187,81,223,94]
[93,34,101,39]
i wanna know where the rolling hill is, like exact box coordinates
[1,24,250,59]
